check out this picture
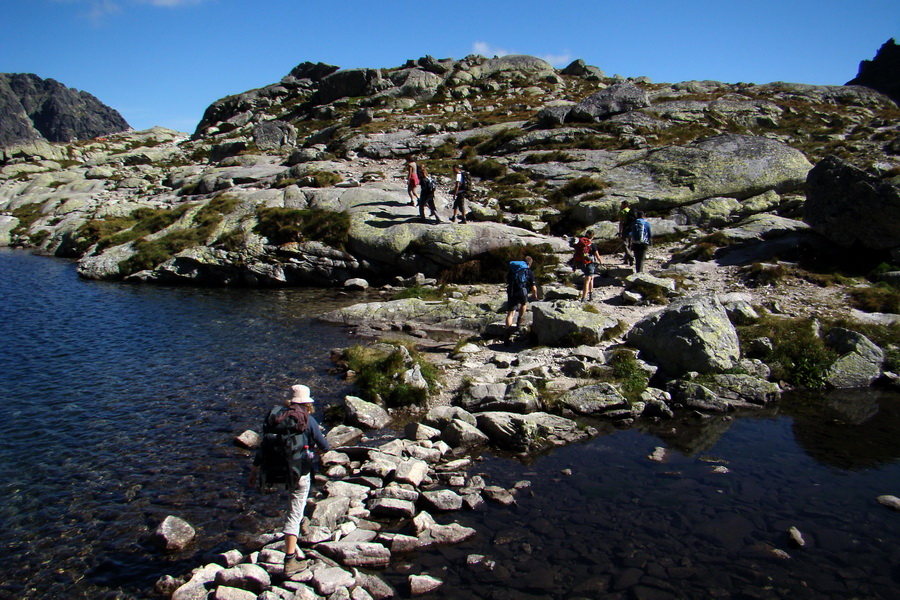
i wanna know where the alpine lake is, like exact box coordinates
[1,248,899,600]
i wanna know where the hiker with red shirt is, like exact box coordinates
[573,230,602,302]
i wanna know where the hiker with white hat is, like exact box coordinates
[248,384,330,576]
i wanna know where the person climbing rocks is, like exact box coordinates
[505,256,538,334]
[572,230,602,302]
[450,165,471,224]
[628,212,652,273]
[405,156,419,206]
[248,384,331,577]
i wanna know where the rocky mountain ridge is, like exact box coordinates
[0,50,898,298]
[0,73,130,147]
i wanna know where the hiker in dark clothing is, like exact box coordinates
[618,200,636,266]
[451,165,470,224]
[506,256,538,328]
[628,212,652,273]
[248,384,330,577]
[417,164,441,223]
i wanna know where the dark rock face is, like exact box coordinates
[805,155,900,250]
[846,38,900,105]
[0,73,130,146]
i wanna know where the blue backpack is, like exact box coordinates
[507,260,530,297]
[631,219,650,245]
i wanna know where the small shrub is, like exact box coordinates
[392,286,446,301]
[213,229,247,252]
[75,216,138,254]
[547,177,609,206]
[609,350,649,403]
[342,341,439,407]
[496,172,531,185]
[848,283,900,313]
[740,262,791,287]
[523,151,576,164]
[475,128,522,155]
[466,159,507,180]
[254,207,350,248]
[430,139,458,159]
[10,203,44,235]
[120,229,205,274]
[737,316,838,389]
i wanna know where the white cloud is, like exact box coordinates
[539,53,574,68]
[472,42,573,67]
[86,0,123,24]
[472,41,512,58]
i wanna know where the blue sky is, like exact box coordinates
[2,0,897,133]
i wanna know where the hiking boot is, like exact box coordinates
[461,219,468,224]
[450,216,456,222]
[284,553,302,577]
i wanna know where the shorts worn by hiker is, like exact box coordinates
[580,261,598,276]
[507,292,529,310]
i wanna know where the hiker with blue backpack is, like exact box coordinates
[506,256,538,330]
[248,384,331,577]
[628,212,652,273]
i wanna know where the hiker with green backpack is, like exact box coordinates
[248,384,330,576]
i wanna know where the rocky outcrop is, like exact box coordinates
[0,73,129,146]
[846,38,900,106]
[627,293,741,376]
[2,51,898,291]
[805,155,900,250]
[604,134,812,209]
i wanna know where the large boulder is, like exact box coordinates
[531,301,622,347]
[344,395,391,429]
[627,293,741,376]
[474,411,590,451]
[824,328,885,388]
[313,68,391,105]
[556,383,630,416]
[805,155,900,250]
[567,83,650,122]
[605,134,812,209]
[252,120,297,151]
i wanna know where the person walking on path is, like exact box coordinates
[405,156,419,206]
[505,256,538,333]
[248,384,331,577]
[618,200,636,266]
[450,165,470,223]
[572,230,602,302]
[628,212,653,273]
[417,164,441,223]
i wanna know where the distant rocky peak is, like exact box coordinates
[0,73,130,148]
[846,38,900,105]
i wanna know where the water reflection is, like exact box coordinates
[785,389,900,470]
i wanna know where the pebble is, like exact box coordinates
[648,446,668,462]
[788,526,806,547]
[876,494,900,511]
